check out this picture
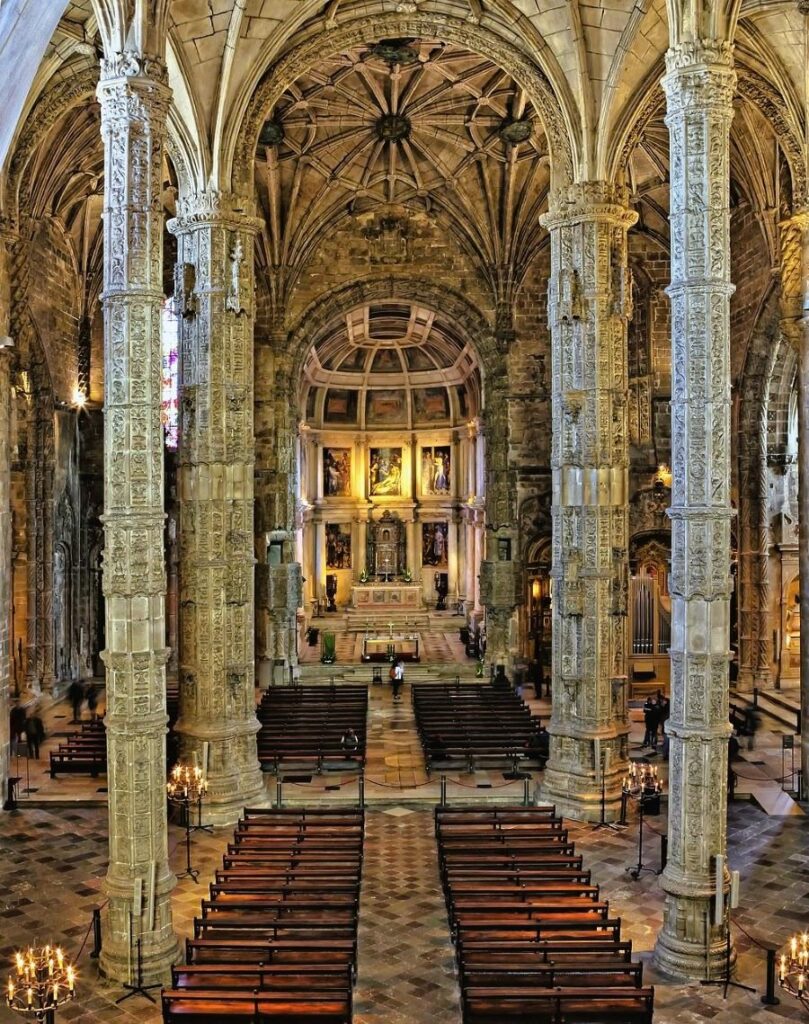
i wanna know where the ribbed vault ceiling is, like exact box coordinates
[255,38,550,298]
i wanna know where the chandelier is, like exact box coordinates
[779,933,809,1007]
[6,946,76,1022]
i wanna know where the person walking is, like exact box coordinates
[392,659,404,702]
[68,680,84,723]
[9,705,26,755]
[25,710,45,760]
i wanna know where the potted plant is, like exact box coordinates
[321,632,337,664]
[402,567,413,583]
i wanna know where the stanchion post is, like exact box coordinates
[659,833,668,874]
[618,789,628,827]
[762,947,780,1006]
[440,774,447,807]
[90,905,103,958]
[276,778,283,808]
[358,772,365,810]
[523,777,530,806]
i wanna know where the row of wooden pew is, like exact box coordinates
[256,686,368,775]
[435,805,654,1023]
[49,718,106,777]
[162,806,364,1023]
[412,684,545,773]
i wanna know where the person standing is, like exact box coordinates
[86,682,99,722]
[392,659,404,702]
[68,680,84,723]
[642,697,659,751]
[9,705,26,755]
[25,711,45,760]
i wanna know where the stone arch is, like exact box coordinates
[227,13,574,200]
[285,275,501,394]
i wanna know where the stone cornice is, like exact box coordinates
[169,190,263,235]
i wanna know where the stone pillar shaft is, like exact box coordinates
[654,42,736,980]
[169,192,265,824]
[781,212,809,795]
[0,229,12,803]
[97,55,179,984]
[539,182,636,821]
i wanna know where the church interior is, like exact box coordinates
[1,0,809,1021]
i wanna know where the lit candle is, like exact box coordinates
[48,958,53,977]
[53,982,59,1001]
[67,966,74,992]
[56,949,63,970]
[27,987,32,1006]
[8,978,14,1002]
[799,972,805,992]
[15,954,23,976]
[792,937,798,957]
[781,955,787,980]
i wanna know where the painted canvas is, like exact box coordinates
[413,387,450,422]
[326,523,352,569]
[422,522,449,568]
[369,447,403,496]
[323,448,352,497]
[420,445,451,495]
[367,389,407,424]
[324,389,358,424]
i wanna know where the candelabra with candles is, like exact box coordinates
[779,932,809,1008]
[167,764,210,883]
[6,946,75,1024]
[622,761,663,880]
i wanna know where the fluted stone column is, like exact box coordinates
[169,192,265,824]
[539,182,635,821]
[780,212,809,796]
[97,54,179,983]
[654,42,736,980]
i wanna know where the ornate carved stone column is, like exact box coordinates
[255,335,302,687]
[0,230,13,803]
[538,181,635,821]
[780,211,809,795]
[97,54,179,983]
[654,42,736,979]
[169,191,265,822]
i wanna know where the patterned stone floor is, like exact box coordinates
[3,801,809,1023]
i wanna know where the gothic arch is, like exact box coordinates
[226,13,575,200]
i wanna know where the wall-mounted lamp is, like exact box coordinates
[72,387,87,409]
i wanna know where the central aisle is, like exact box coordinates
[354,807,460,1024]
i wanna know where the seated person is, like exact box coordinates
[430,734,449,762]
[530,726,550,767]
[340,728,359,754]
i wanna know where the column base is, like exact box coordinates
[203,763,269,826]
[654,889,733,981]
[540,763,626,823]
[99,872,180,987]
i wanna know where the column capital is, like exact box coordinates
[541,181,637,230]
[168,190,264,235]
[96,54,171,123]
[662,42,736,111]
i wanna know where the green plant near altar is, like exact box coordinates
[402,567,413,582]
[321,631,337,664]
[359,568,369,583]
[475,658,485,678]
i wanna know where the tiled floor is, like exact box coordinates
[5,677,809,1022]
[2,802,809,1023]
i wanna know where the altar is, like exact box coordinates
[362,635,420,662]
[352,582,422,610]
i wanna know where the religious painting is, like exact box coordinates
[366,389,407,425]
[420,445,451,495]
[369,447,403,496]
[405,347,435,372]
[326,523,352,569]
[323,448,352,497]
[324,389,358,424]
[413,387,450,422]
[422,522,448,568]
[371,349,402,373]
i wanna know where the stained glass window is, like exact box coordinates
[160,298,179,449]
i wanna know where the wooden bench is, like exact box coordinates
[162,987,352,1023]
[460,985,654,1023]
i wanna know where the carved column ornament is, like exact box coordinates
[539,181,636,821]
[96,54,179,984]
[0,229,12,804]
[780,211,809,798]
[654,41,737,981]
[168,191,266,824]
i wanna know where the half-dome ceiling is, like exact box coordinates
[302,302,480,430]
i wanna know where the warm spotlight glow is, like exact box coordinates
[72,388,87,408]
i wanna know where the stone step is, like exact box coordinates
[730,688,799,733]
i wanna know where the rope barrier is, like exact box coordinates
[75,898,108,961]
